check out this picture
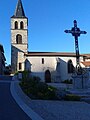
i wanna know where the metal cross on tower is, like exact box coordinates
[65,20,87,74]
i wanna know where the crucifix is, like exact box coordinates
[64,20,87,74]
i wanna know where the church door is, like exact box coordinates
[45,70,51,83]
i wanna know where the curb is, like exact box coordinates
[10,81,44,120]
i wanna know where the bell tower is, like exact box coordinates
[11,0,28,73]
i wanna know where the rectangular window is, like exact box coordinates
[42,58,44,64]
[19,63,22,70]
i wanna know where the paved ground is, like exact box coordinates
[12,80,90,120]
[0,79,31,120]
[1,76,90,120]
[28,100,90,120]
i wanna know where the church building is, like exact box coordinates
[11,0,90,82]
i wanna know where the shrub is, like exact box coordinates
[36,82,48,93]
[63,94,81,101]
[20,76,81,101]
[62,79,72,84]
[35,83,57,100]
[20,76,57,100]
[22,70,30,81]
[45,87,57,100]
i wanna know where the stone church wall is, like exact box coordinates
[25,56,82,82]
[60,57,76,81]
[25,56,56,82]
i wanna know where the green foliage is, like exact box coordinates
[22,70,30,81]
[64,94,81,101]
[61,79,72,84]
[20,74,81,101]
[20,76,57,100]
[20,76,81,101]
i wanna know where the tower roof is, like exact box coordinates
[12,0,26,18]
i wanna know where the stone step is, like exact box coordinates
[67,89,90,94]
[81,97,90,102]
[66,89,90,100]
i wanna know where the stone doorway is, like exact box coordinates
[45,70,51,83]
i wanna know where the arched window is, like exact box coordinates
[16,34,22,44]
[15,21,18,29]
[20,21,24,29]
[67,60,74,73]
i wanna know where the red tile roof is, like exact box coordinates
[81,61,90,67]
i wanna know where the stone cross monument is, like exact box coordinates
[65,20,87,75]
[65,20,88,89]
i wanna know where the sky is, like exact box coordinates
[0,0,90,65]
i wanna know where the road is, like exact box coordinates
[0,77,32,120]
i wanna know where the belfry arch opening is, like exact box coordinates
[15,21,18,29]
[20,21,24,29]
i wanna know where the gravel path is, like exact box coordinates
[28,100,90,120]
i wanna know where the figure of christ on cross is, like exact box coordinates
[65,20,87,74]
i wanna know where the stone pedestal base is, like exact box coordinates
[72,73,89,89]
